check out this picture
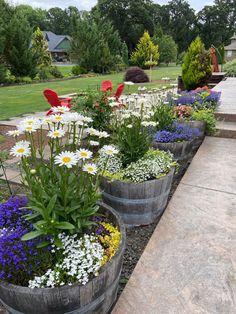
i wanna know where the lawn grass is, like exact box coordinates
[0,66,181,120]
[57,66,73,76]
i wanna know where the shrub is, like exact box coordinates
[131,31,159,68]
[191,109,216,135]
[224,59,236,77]
[0,64,7,83]
[153,103,175,131]
[72,65,88,76]
[36,66,51,80]
[182,36,212,90]
[124,67,149,83]
[20,76,32,84]
[49,66,63,78]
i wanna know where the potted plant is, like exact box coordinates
[98,112,176,226]
[153,123,200,162]
[0,109,126,314]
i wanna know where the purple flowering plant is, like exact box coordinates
[0,197,52,286]
[154,124,200,143]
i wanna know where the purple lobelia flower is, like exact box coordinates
[154,124,200,143]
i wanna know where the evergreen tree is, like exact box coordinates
[182,36,212,90]
[31,27,52,68]
[154,34,177,65]
[131,31,159,68]
[4,12,37,77]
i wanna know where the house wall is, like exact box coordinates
[225,50,236,61]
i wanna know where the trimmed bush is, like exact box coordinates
[224,59,236,77]
[124,67,149,83]
[182,36,212,90]
[72,65,88,76]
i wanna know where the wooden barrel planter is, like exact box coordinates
[177,120,206,149]
[0,203,126,314]
[101,168,175,226]
[152,140,194,162]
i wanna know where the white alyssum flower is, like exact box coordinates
[10,141,31,157]
[101,145,119,156]
[6,129,22,137]
[48,128,65,139]
[54,151,78,168]
[76,149,93,160]
[28,234,104,288]
[83,163,97,175]
[89,140,99,146]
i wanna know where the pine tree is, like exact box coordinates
[4,12,37,78]
[182,36,212,90]
[31,27,52,68]
[131,31,159,68]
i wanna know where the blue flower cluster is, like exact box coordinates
[154,124,200,143]
[0,197,41,285]
[175,90,221,106]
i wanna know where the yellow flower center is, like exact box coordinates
[53,132,60,137]
[26,121,33,125]
[62,156,71,163]
[17,148,25,153]
[55,116,62,120]
[26,126,32,131]
[87,167,94,172]
[80,152,88,157]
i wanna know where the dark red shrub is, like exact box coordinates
[124,67,149,83]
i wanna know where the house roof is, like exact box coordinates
[43,31,71,52]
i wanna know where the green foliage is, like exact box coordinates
[153,103,175,131]
[224,59,236,77]
[131,31,159,68]
[112,115,152,167]
[71,12,124,73]
[4,12,37,78]
[31,27,52,68]
[49,66,63,78]
[0,64,7,83]
[121,42,129,65]
[74,90,113,131]
[72,65,88,75]
[191,109,216,135]
[176,51,186,65]
[182,36,212,90]
[154,34,177,65]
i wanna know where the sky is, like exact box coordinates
[10,0,215,12]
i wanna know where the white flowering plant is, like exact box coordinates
[8,110,117,247]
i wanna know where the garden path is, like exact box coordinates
[113,136,236,314]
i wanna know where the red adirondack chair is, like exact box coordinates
[43,89,72,115]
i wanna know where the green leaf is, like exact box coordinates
[47,194,57,213]
[21,230,43,241]
[37,240,51,248]
[55,221,75,230]
[24,212,41,220]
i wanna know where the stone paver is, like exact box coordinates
[113,136,236,314]
[214,78,236,115]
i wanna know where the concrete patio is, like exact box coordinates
[113,136,236,314]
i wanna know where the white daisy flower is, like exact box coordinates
[21,117,41,126]
[6,129,22,137]
[52,114,63,123]
[10,141,31,157]
[89,140,99,146]
[82,116,93,123]
[109,101,120,108]
[61,112,83,123]
[83,163,97,175]
[85,128,100,136]
[18,124,38,133]
[101,145,119,156]
[98,131,109,138]
[54,151,78,168]
[42,117,53,124]
[76,149,93,160]
[124,81,134,85]
[127,124,133,128]
[51,106,70,114]
[48,128,65,139]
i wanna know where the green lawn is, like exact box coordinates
[57,66,73,76]
[0,66,181,120]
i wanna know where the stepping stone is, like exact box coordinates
[215,121,236,139]
[113,137,236,314]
